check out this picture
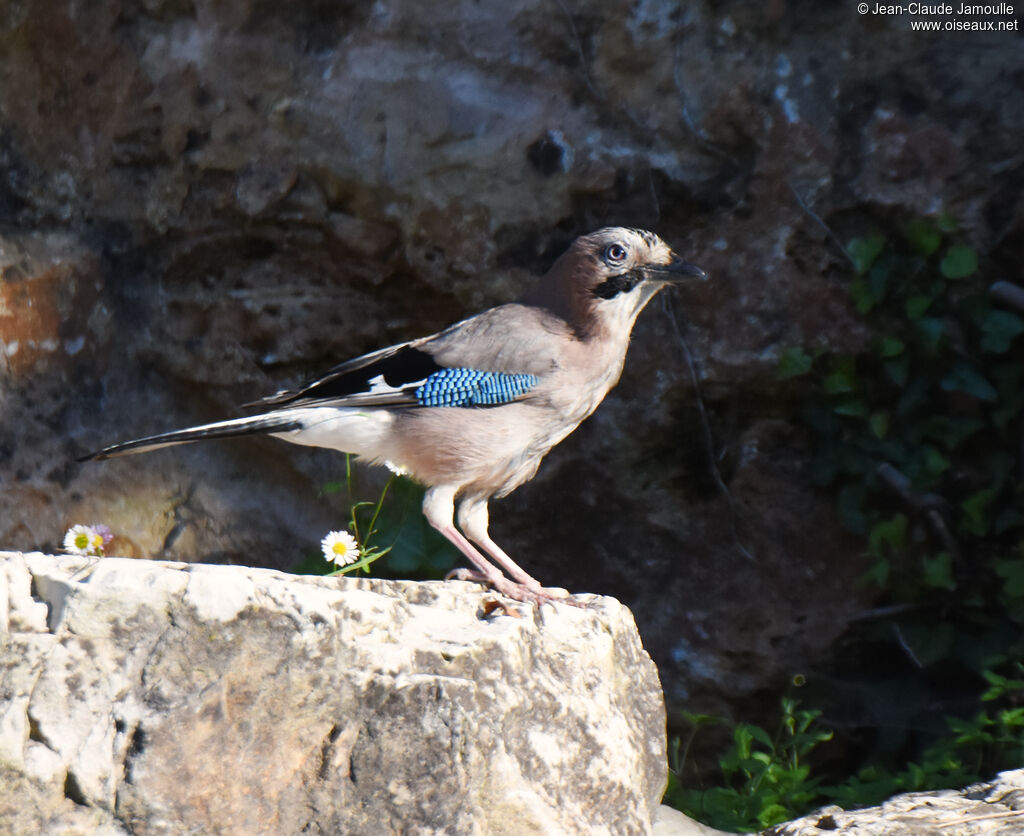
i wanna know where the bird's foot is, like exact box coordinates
[447,569,581,607]
[446,567,490,584]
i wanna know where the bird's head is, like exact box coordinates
[533,227,707,338]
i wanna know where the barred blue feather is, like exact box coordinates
[415,368,539,407]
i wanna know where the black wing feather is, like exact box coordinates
[253,344,443,409]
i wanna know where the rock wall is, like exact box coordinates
[1,551,667,835]
[1,0,1020,712]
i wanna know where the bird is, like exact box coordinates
[80,227,707,604]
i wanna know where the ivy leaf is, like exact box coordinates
[980,310,1024,353]
[941,362,998,402]
[869,411,889,438]
[823,366,857,394]
[884,357,910,387]
[777,346,813,380]
[876,336,905,357]
[861,558,890,588]
[995,558,1024,600]
[921,445,952,479]
[961,488,998,536]
[848,234,886,276]
[914,317,947,354]
[905,294,933,320]
[834,399,869,417]
[922,552,955,589]
[940,246,978,279]
[869,514,907,558]
[905,218,942,255]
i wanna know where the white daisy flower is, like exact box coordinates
[63,524,107,557]
[384,460,409,477]
[321,530,360,566]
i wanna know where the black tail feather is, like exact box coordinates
[77,415,303,462]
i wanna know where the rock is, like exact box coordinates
[0,551,667,835]
[766,768,1024,836]
[654,804,731,836]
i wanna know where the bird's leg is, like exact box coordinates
[423,487,571,605]
[457,498,550,592]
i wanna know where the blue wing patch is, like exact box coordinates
[415,368,539,407]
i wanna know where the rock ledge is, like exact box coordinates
[1,551,666,835]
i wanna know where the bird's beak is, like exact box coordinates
[647,253,708,283]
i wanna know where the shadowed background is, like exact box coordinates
[1,0,1021,747]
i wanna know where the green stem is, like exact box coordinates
[364,476,395,548]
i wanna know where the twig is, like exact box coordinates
[662,294,755,561]
[846,601,928,624]
[877,463,961,560]
[894,623,923,668]
[551,0,602,106]
[788,181,857,271]
[991,281,1024,313]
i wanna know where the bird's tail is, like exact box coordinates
[77,414,304,462]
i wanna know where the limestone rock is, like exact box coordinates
[0,551,667,835]
[767,769,1024,836]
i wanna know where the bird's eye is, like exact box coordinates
[605,243,628,263]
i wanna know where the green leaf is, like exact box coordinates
[920,416,985,450]
[869,411,889,438]
[848,234,886,275]
[876,336,905,357]
[960,488,997,536]
[940,245,978,279]
[995,558,1024,600]
[905,294,933,320]
[867,260,892,303]
[884,357,910,387]
[849,278,875,313]
[905,218,942,256]
[747,725,775,750]
[861,558,891,588]
[757,804,792,828]
[922,552,955,589]
[941,362,998,402]
[777,346,813,380]
[869,514,907,557]
[823,369,857,394]
[994,509,1024,534]
[914,317,947,354]
[833,399,869,418]
[681,711,722,728]
[921,445,951,479]
[980,310,1024,353]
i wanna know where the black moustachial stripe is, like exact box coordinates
[591,270,643,300]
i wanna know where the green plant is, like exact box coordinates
[822,657,1024,808]
[291,457,456,579]
[665,699,834,831]
[665,217,1024,831]
[784,219,1024,608]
